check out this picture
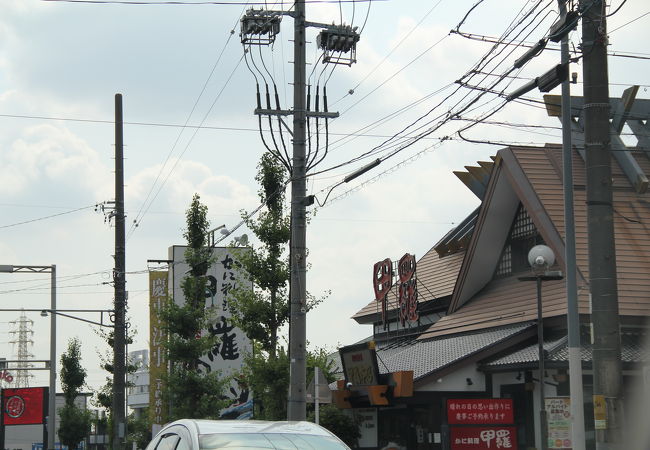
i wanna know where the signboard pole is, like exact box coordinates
[314,367,319,425]
[1,389,4,450]
[42,387,48,450]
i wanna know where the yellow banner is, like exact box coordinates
[149,270,169,426]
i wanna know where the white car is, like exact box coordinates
[145,419,352,450]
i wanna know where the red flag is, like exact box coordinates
[3,387,46,425]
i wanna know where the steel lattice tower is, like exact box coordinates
[9,311,35,387]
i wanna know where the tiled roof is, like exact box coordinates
[419,145,650,339]
[374,322,533,381]
[483,330,649,367]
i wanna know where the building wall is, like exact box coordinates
[127,349,150,413]
[418,363,486,393]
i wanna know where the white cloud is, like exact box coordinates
[0,124,110,197]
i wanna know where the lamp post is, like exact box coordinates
[518,246,563,450]
[0,306,114,449]
[0,264,56,450]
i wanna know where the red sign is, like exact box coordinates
[2,387,46,425]
[397,253,416,283]
[451,426,517,450]
[372,254,419,328]
[447,399,514,425]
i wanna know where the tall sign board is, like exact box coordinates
[149,270,169,428]
[169,246,253,419]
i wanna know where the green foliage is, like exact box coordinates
[307,405,361,448]
[58,403,92,449]
[241,346,290,420]
[60,338,86,405]
[230,153,290,359]
[126,410,152,450]
[157,193,229,420]
[240,343,338,421]
[92,324,137,441]
[164,368,230,420]
[58,338,92,449]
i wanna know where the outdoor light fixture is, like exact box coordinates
[528,244,556,271]
[0,264,57,450]
[233,234,249,247]
[466,377,473,386]
[518,246,563,450]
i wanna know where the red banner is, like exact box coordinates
[451,426,517,450]
[447,398,514,425]
[3,387,46,425]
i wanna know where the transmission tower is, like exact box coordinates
[9,311,35,387]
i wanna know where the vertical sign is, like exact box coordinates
[149,270,169,427]
[170,246,253,419]
[372,253,419,329]
[545,397,572,449]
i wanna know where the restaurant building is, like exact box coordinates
[334,139,649,449]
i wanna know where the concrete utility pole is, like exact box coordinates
[288,0,308,421]
[113,93,127,449]
[580,1,623,447]
[240,1,357,421]
[558,0,586,447]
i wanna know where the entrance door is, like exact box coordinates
[501,383,534,449]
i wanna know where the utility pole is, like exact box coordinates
[580,1,623,447]
[558,0,586,447]
[240,1,358,421]
[287,0,308,421]
[113,93,127,449]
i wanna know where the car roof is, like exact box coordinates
[167,419,336,437]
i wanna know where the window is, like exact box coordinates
[495,204,544,278]
[156,434,180,450]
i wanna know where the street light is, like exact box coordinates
[0,264,56,450]
[518,246,563,450]
[0,306,114,449]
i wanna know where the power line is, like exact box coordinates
[0,204,96,229]
[44,0,380,4]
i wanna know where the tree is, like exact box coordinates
[158,193,230,419]
[127,408,152,450]
[93,327,138,448]
[229,152,329,420]
[308,404,361,447]
[230,152,291,359]
[58,338,92,450]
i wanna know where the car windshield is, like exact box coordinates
[199,432,349,450]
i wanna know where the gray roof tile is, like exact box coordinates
[375,323,532,380]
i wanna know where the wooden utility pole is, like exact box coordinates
[580,1,623,447]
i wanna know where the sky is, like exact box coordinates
[0,0,647,396]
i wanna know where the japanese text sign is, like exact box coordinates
[2,387,46,425]
[546,397,572,449]
[447,399,514,425]
[339,342,380,386]
[170,246,253,418]
[149,270,169,426]
[372,253,419,328]
[450,426,517,450]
